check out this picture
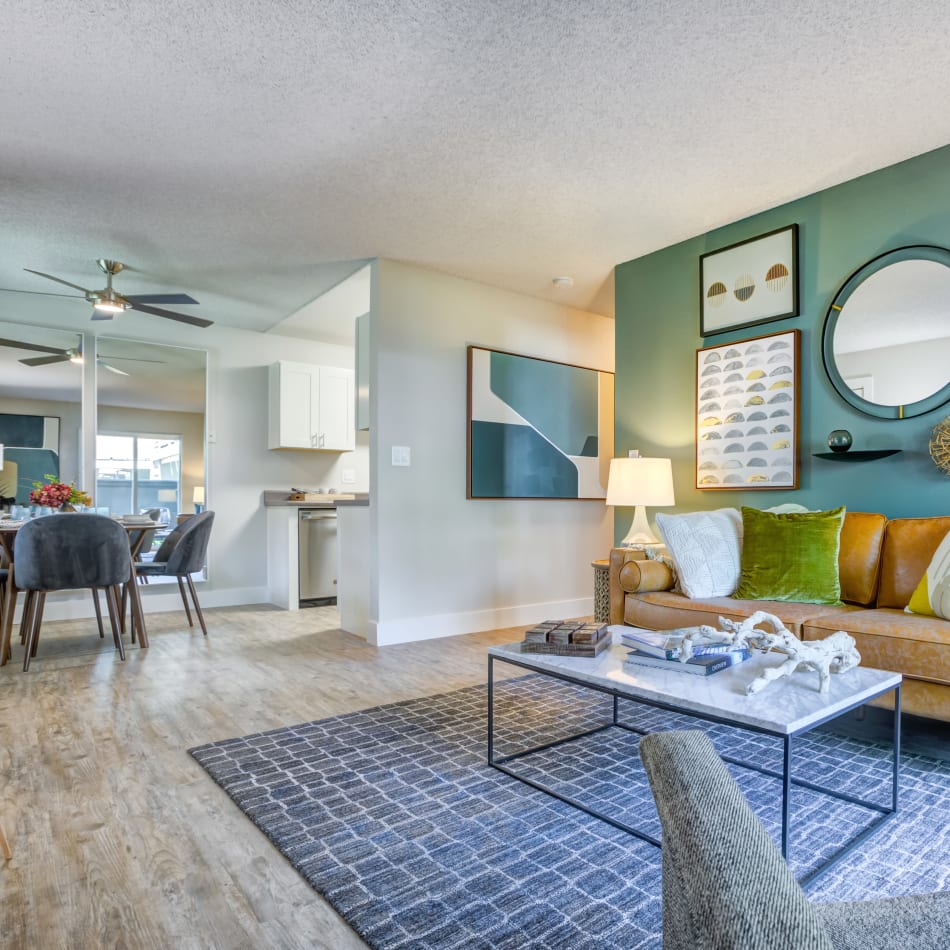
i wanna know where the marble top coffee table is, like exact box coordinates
[487,626,902,886]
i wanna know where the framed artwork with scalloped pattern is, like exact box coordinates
[700,224,799,336]
[696,329,800,490]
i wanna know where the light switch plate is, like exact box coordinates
[341,468,356,484]
[392,446,411,466]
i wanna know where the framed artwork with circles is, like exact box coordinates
[696,328,800,490]
[700,224,799,336]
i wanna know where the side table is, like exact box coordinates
[593,548,659,623]
[591,559,610,623]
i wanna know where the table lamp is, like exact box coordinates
[193,486,205,513]
[606,457,675,546]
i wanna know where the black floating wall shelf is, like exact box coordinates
[812,449,902,462]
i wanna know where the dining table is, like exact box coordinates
[0,515,165,666]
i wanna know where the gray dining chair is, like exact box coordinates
[135,511,214,635]
[134,508,162,584]
[14,514,132,670]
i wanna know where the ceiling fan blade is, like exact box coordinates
[124,293,200,305]
[0,286,85,299]
[23,268,93,295]
[128,301,213,328]
[98,360,130,376]
[0,337,68,355]
[20,353,71,367]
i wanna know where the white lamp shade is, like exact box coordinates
[606,457,675,508]
[193,486,205,505]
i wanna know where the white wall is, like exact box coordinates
[369,259,614,645]
[8,308,368,617]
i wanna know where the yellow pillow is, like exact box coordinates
[906,531,950,619]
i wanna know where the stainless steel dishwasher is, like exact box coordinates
[298,508,338,605]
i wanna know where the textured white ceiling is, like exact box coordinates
[3,1,950,335]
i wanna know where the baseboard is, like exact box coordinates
[368,597,594,646]
[12,585,271,623]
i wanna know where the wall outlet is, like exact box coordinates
[341,468,356,484]
[392,446,411,467]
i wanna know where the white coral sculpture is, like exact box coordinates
[678,611,861,695]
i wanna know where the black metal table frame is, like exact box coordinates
[488,653,901,887]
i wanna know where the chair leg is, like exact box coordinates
[22,591,45,672]
[124,581,136,645]
[92,588,105,638]
[0,819,11,861]
[177,575,194,627]
[185,574,208,636]
[120,582,129,635]
[0,572,16,666]
[20,589,33,645]
[103,586,126,661]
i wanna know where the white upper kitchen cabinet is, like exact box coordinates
[268,361,355,451]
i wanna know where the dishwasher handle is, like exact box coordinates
[299,509,337,521]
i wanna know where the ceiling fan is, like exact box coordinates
[8,258,213,328]
[0,337,166,376]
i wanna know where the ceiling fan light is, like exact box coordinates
[69,353,84,364]
[93,290,126,313]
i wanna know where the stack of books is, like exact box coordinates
[620,627,750,677]
[521,621,609,657]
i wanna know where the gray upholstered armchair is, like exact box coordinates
[638,730,950,950]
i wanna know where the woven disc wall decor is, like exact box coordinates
[929,416,950,475]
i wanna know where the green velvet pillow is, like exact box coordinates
[734,506,845,604]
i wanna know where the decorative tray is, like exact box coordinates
[520,621,610,657]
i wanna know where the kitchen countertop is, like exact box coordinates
[262,490,369,508]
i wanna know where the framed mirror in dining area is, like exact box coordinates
[95,337,207,580]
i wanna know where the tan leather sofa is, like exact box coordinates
[609,512,950,722]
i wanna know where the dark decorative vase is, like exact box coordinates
[827,429,853,453]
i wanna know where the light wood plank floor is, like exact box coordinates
[0,604,527,949]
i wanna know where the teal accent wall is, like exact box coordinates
[615,145,950,535]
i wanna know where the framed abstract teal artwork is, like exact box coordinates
[467,346,614,499]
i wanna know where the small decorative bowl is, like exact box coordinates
[827,429,853,453]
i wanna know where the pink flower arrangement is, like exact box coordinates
[29,476,92,509]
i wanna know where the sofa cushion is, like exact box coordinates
[655,507,742,599]
[803,608,950,686]
[735,506,845,604]
[624,590,861,638]
[618,558,675,594]
[906,528,950,619]
[878,516,950,609]
[838,511,886,606]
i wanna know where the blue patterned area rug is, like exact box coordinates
[189,676,949,949]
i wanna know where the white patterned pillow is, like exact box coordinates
[655,508,743,599]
